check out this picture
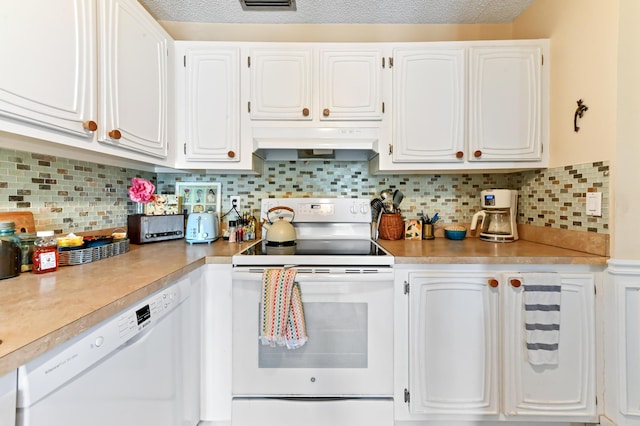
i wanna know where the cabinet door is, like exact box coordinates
[408,272,500,417]
[502,273,596,420]
[0,0,96,138]
[468,46,543,162]
[319,49,383,121]
[391,48,465,162]
[184,48,240,162]
[249,49,312,120]
[98,0,169,158]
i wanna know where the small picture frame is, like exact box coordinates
[175,182,221,218]
[144,194,180,215]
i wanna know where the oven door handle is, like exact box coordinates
[232,270,393,283]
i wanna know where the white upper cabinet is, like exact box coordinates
[468,45,543,162]
[184,47,240,162]
[173,42,264,172]
[0,0,172,166]
[249,48,312,121]
[390,46,466,163]
[248,44,384,123]
[0,0,96,139]
[372,39,549,174]
[318,48,383,121]
[98,0,169,159]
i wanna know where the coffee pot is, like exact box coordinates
[470,189,518,242]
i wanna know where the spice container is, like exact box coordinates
[32,230,59,274]
[0,221,21,280]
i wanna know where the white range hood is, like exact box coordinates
[251,127,380,161]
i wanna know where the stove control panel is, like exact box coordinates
[261,198,371,223]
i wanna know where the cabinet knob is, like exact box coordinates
[488,279,499,288]
[456,151,464,159]
[302,108,310,117]
[510,279,522,288]
[83,120,98,132]
[323,108,330,117]
[108,129,122,140]
[474,150,482,158]
[227,150,236,158]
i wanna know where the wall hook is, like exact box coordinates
[574,99,588,132]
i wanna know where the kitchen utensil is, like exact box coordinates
[0,211,35,233]
[392,189,404,209]
[380,189,392,200]
[370,198,384,217]
[262,206,297,246]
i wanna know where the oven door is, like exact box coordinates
[232,266,394,397]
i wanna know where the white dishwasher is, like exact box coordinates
[16,275,200,426]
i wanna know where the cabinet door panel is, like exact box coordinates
[409,273,499,417]
[319,50,382,120]
[468,46,542,161]
[503,273,596,420]
[392,48,465,162]
[249,50,312,120]
[0,0,95,138]
[99,0,168,158]
[185,48,240,162]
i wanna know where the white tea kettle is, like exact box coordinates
[262,206,296,246]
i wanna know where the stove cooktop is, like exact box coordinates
[233,238,394,266]
[240,239,388,257]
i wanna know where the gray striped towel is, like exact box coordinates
[523,273,561,366]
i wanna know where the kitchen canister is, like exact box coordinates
[0,221,21,280]
[378,213,404,240]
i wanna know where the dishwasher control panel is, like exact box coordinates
[117,285,180,340]
[17,278,190,408]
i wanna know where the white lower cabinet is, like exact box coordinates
[0,369,16,426]
[604,260,640,426]
[396,266,598,424]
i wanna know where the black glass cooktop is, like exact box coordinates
[239,239,389,257]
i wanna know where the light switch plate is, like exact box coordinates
[586,192,602,217]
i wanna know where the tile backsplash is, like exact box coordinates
[0,147,609,235]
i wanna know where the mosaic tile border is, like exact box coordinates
[0,147,155,233]
[0,144,609,236]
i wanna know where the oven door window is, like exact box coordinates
[259,302,368,368]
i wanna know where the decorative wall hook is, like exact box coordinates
[574,99,588,132]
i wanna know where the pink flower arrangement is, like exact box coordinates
[128,177,156,203]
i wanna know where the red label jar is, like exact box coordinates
[32,230,59,274]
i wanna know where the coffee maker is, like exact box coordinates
[470,189,518,242]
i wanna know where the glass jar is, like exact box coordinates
[17,233,37,272]
[0,221,21,279]
[32,230,59,274]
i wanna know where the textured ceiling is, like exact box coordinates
[137,0,537,25]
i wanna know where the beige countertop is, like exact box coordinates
[0,237,607,377]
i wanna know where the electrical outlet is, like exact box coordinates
[230,195,242,209]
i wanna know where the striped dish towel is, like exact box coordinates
[259,269,308,349]
[523,273,562,366]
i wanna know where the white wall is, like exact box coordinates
[513,0,618,168]
[614,0,640,259]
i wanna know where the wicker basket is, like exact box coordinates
[378,213,404,240]
[59,239,130,266]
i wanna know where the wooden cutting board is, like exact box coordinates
[0,212,36,233]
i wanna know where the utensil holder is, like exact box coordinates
[378,213,404,240]
[422,224,435,240]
